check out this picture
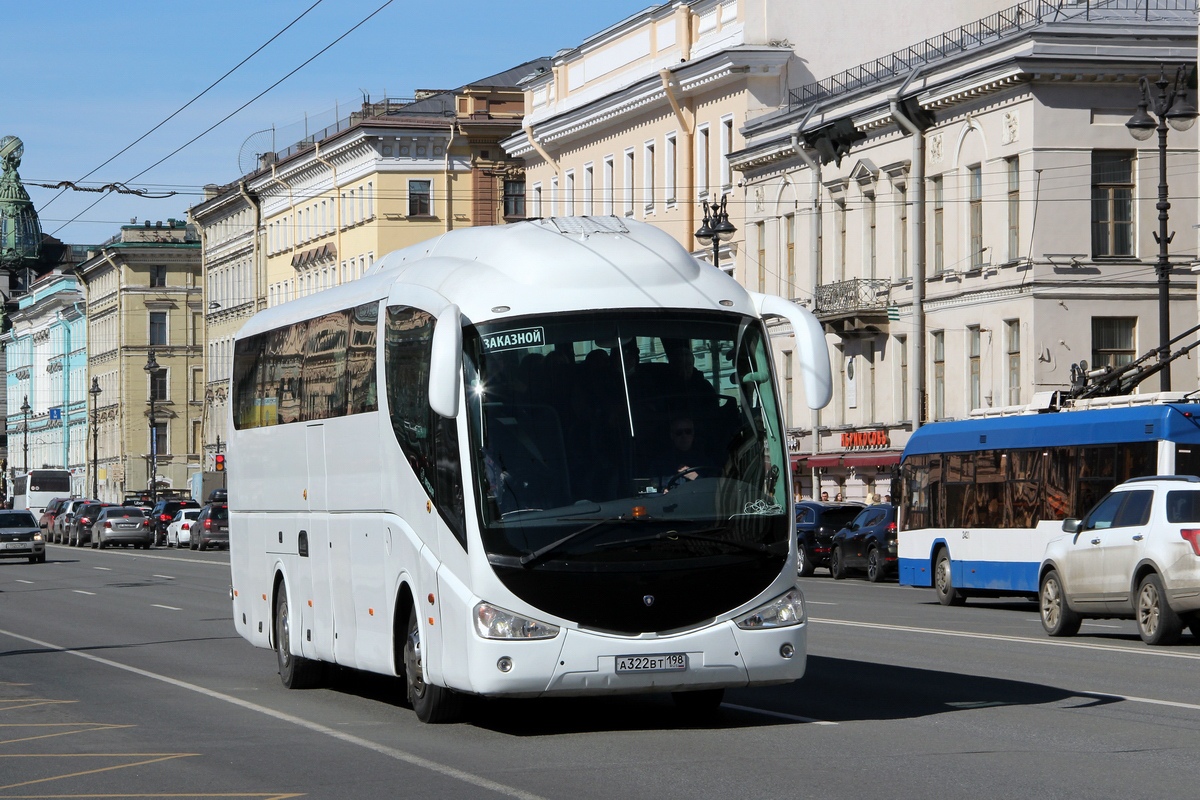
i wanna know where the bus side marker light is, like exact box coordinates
[369,608,374,616]
[261,593,267,601]
[428,617,435,626]
[308,600,313,607]
[427,593,435,605]
[632,505,648,519]
[1182,529,1200,556]
[426,501,432,513]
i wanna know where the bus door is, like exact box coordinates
[304,423,339,662]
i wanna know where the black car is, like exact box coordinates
[191,502,229,551]
[795,500,865,577]
[149,498,200,546]
[73,502,112,548]
[830,504,898,583]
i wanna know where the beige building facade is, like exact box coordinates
[77,220,202,502]
[733,1,1198,501]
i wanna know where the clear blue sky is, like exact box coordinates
[10,0,655,246]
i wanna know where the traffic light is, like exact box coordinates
[214,453,226,472]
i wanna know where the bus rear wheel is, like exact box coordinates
[275,588,324,689]
[404,606,463,723]
[934,550,966,606]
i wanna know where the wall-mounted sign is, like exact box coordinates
[841,429,889,449]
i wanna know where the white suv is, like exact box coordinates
[1039,475,1200,645]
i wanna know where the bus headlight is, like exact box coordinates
[734,588,806,630]
[474,602,560,640]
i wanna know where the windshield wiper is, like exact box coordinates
[515,518,631,567]
[591,528,785,557]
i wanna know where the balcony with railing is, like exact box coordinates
[787,0,1197,113]
[814,278,893,332]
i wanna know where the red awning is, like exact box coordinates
[795,454,843,469]
[841,451,902,469]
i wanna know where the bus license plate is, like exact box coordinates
[615,653,687,673]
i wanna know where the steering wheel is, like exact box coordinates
[664,464,718,491]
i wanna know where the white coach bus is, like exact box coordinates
[228,216,831,722]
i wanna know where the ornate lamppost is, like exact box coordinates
[89,378,102,499]
[144,350,160,503]
[1126,65,1197,392]
[694,194,737,270]
[20,395,30,474]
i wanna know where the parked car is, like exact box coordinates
[72,502,111,547]
[830,503,898,583]
[149,498,200,546]
[54,498,96,545]
[166,508,201,547]
[39,497,70,541]
[93,506,153,549]
[190,502,229,551]
[0,510,45,563]
[795,500,865,577]
[1039,475,1200,645]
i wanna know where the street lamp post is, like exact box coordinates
[144,350,160,503]
[20,395,30,475]
[694,194,737,270]
[89,378,102,499]
[1126,64,1197,392]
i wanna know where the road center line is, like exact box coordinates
[152,575,176,580]
[151,604,181,611]
[0,627,547,800]
[93,567,111,571]
[722,703,836,725]
[72,590,95,596]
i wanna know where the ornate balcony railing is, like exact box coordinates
[814,278,892,319]
[788,0,1198,113]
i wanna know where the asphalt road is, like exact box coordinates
[2,545,1198,799]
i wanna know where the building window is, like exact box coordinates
[866,192,877,278]
[643,141,656,213]
[150,265,166,287]
[697,124,710,197]
[720,116,734,189]
[837,199,847,280]
[408,180,432,217]
[603,156,614,215]
[783,350,793,428]
[968,325,981,410]
[932,330,945,420]
[149,312,167,346]
[550,176,559,217]
[583,164,594,216]
[1092,317,1136,370]
[1006,320,1021,406]
[969,164,983,269]
[151,422,167,458]
[785,214,795,297]
[756,222,766,291]
[1006,157,1020,262]
[192,420,202,455]
[665,132,677,205]
[623,149,635,216]
[898,335,909,421]
[150,369,168,403]
[897,184,908,279]
[1092,150,1134,257]
[931,177,944,274]
[503,180,525,218]
[564,170,575,216]
[532,182,542,218]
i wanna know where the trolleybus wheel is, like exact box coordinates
[934,549,966,606]
[404,605,463,723]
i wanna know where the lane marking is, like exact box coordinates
[93,567,111,571]
[152,575,176,580]
[812,617,1200,661]
[151,605,181,611]
[14,580,33,585]
[722,703,836,725]
[72,591,95,596]
[1079,690,1200,714]
[806,601,838,606]
[0,628,547,800]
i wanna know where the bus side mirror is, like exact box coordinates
[429,303,462,419]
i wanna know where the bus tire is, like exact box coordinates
[404,605,463,723]
[934,549,965,606]
[1136,573,1183,646]
[866,548,886,583]
[275,588,324,689]
[830,546,846,580]
[1039,569,1080,637]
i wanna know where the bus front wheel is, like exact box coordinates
[934,550,966,606]
[403,605,463,723]
[275,588,324,689]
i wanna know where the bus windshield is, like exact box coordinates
[462,309,790,628]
